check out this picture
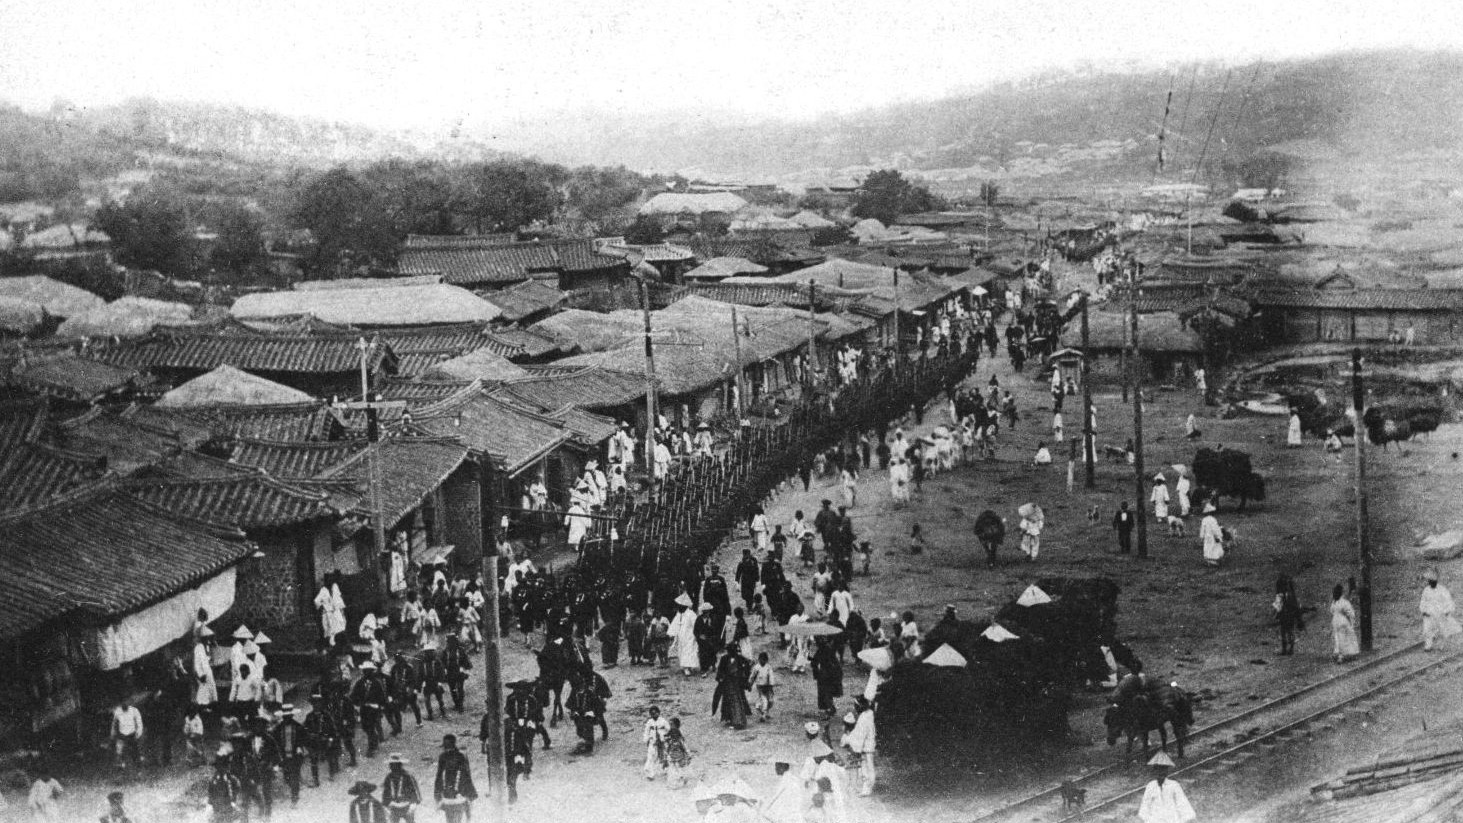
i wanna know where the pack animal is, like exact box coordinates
[1104,679,1192,759]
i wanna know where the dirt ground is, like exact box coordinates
[34,271,1463,823]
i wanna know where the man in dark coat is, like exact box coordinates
[433,735,477,823]
[327,684,359,767]
[419,649,447,720]
[700,564,731,616]
[303,690,341,786]
[1112,501,1136,554]
[442,636,473,714]
[208,754,243,822]
[380,754,421,822]
[810,636,844,717]
[503,680,550,749]
[351,661,389,758]
[386,652,421,733]
[734,550,760,612]
[347,781,388,823]
[239,716,280,819]
[504,718,534,803]
[274,704,308,805]
[812,500,838,550]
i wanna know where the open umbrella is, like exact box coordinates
[856,647,894,671]
[779,621,842,637]
[923,644,968,667]
[981,623,1020,643]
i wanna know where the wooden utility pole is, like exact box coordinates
[1130,265,1148,558]
[1353,348,1372,650]
[1079,295,1096,489]
[636,277,659,485]
[730,305,746,419]
[355,338,388,573]
[891,268,901,371]
[479,466,507,817]
[806,280,818,387]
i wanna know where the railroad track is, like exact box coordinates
[969,643,1463,823]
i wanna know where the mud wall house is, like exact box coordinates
[0,485,252,749]
[1246,287,1463,345]
[1060,309,1206,382]
[224,437,476,629]
[638,192,750,234]
[396,236,630,293]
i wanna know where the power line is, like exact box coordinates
[1171,63,1200,173]
[1191,69,1233,187]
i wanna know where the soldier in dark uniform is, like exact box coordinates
[327,682,359,767]
[351,661,389,758]
[419,648,447,720]
[347,781,387,823]
[587,666,612,741]
[380,754,421,822]
[208,752,243,822]
[303,690,341,786]
[565,674,598,755]
[432,735,477,823]
[503,717,534,804]
[240,716,280,819]
[386,653,420,734]
[501,680,550,749]
[569,585,597,639]
[734,550,760,612]
[701,563,730,615]
[441,635,472,714]
[273,704,307,806]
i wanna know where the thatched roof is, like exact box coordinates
[294,275,444,291]
[156,365,316,407]
[421,347,529,382]
[0,276,104,318]
[0,297,44,335]
[788,210,836,229]
[230,284,501,326]
[56,297,196,339]
[684,257,769,280]
[639,192,748,216]
[531,309,644,353]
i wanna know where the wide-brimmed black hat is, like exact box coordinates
[348,780,377,796]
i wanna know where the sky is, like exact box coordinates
[3,0,1463,131]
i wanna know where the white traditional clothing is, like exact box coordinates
[1175,476,1192,517]
[1032,447,1052,465]
[564,503,590,549]
[1287,413,1303,447]
[829,589,854,627]
[841,709,877,796]
[1420,583,1461,650]
[1199,513,1224,564]
[1332,596,1360,659]
[1137,777,1196,823]
[27,777,63,823]
[668,608,698,673]
[840,470,857,508]
[1019,517,1042,560]
[751,513,770,551]
[192,642,218,705]
[1194,368,1206,393]
[693,429,713,456]
[785,612,810,671]
[1150,483,1170,522]
[1184,414,1198,437]
[313,583,347,645]
[762,771,804,823]
[653,442,672,479]
[641,715,671,779]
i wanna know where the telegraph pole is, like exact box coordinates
[1353,349,1373,650]
[730,305,746,419]
[1130,265,1148,558]
[806,280,818,389]
[355,337,388,570]
[480,470,507,816]
[891,268,902,371]
[1079,295,1096,489]
[636,276,659,487]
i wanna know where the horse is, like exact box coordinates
[534,637,584,727]
[974,510,1006,568]
[1104,681,1192,759]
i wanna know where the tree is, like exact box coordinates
[290,167,395,273]
[94,188,196,275]
[851,170,945,225]
[360,159,456,238]
[622,215,665,245]
[564,165,646,229]
[453,160,565,234]
[201,201,267,276]
[979,181,1000,207]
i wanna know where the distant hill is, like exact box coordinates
[478,49,1463,192]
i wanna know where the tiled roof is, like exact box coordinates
[689,238,816,267]
[494,365,652,411]
[0,489,250,638]
[375,378,483,408]
[1243,288,1463,311]
[0,441,110,513]
[398,239,625,285]
[231,439,364,480]
[404,233,515,247]
[414,393,568,475]
[420,347,528,382]
[487,326,565,359]
[143,450,262,481]
[8,354,144,402]
[54,405,214,475]
[91,327,393,375]
[317,438,472,526]
[480,280,567,322]
[394,350,457,378]
[174,402,338,442]
[0,398,49,455]
[125,475,337,529]
[1061,310,1203,352]
[537,405,617,448]
[650,281,857,311]
[230,284,501,326]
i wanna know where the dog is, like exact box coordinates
[1167,515,1186,537]
[1060,780,1087,811]
[1100,444,1127,462]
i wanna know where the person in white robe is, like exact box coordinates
[653,440,672,479]
[1331,584,1360,662]
[1137,752,1195,823]
[1420,569,1461,651]
[1174,474,1192,517]
[192,633,218,707]
[1287,411,1303,447]
[1150,475,1170,522]
[314,578,347,647]
[668,599,699,676]
[762,762,803,823]
[1199,503,1224,565]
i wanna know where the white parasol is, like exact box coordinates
[982,623,1020,643]
[779,621,842,637]
[923,643,968,667]
[1016,585,1052,607]
[856,647,894,671]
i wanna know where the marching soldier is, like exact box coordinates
[241,716,280,819]
[351,661,389,758]
[386,652,421,733]
[347,781,388,823]
[441,635,473,714]
[326,683,360,768]
[433,735,477,823]
[502,680,550,749]
[380,754,421,822]
[419,648,448,720]
[303,690,341,786]
[504,717,534,804]
[273,704,307,806]
[208,751,244,823]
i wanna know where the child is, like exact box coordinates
[900,611,920,646]
[751,591,769,635]
[649,611,671,668]
[770,526,787,562]
[625,610,647,665]
[750,652,776,721]
[866,618,888,648]
[664,717,691,787]
[183,704,206,766]
[857,541,873,576]
[908,525,925,556]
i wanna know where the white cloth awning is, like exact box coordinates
[84,568,237,671]
[1017,585,1053,607]
[924,643,968,667]
[981,623,1020,643]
